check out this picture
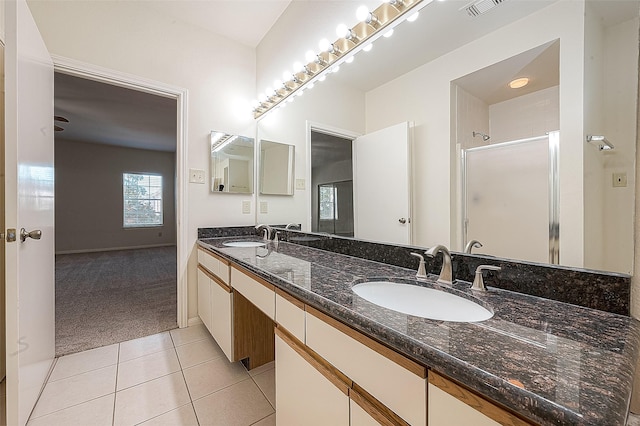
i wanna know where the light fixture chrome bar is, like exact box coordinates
[586,135,614,151]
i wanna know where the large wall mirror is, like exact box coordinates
[256,0,639,274]
[259,140,295,195]
[210,131,254,194]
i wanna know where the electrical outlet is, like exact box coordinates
[613,172,627,188]
[260,201,268,214]
[189,168,205,184]
[242,201,251,214]
[295,179,305,190]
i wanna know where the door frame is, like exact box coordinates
[53,55,190,328]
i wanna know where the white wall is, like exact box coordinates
[55,139,176,253]
[365,1,586,267]
[489,86,560,143]
[26,0,256,321]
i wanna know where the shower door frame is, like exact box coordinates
[461,131,560,264]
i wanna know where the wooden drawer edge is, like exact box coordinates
[275,288,305,309]
[231,264,276,291]
[275,325,352,396]
[428,371,535,426]
[306,306,426,379]
[197,264,232,293]
[197,246,230,265]
[351,384,410,426]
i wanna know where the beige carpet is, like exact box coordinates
[55,246,178,356]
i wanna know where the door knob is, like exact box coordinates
[398,218,407,224]
[20,228,42,242]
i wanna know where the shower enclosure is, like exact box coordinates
[462,132,559,264]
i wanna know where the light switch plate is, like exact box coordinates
[613,172,627,187]
[295,179,305,190]
[242,201,251,214]
[189,168,205,184]
[260,201,268,214]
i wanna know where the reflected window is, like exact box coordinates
[319,184,338,220]
[123,173,163,227]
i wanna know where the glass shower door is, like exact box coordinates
[463,133,559,264]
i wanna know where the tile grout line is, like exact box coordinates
[112,343,120,426]
[171,330,201,426]
[249,370,275,411]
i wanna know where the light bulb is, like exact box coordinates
[407,11,419,22]
[336,23,348,38]
[345,56,354,64]
[273,79,283,89]
[356,5,370,22]
[282,70,291,81]
[363,43,373,52]
[319,38,331,52]
[305,50,317,63]
[258,93,267,102]
[265,86,273,96]
[292,61,304,73]
[308,82,315,90]
[331,65,340,73]
[383,29,394,38]
[318,75,326,82]
[250,100,260,109]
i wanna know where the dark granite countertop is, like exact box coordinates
[197,236,640,426]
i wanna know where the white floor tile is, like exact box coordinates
[113,372,191,426]
[252,413,276,426]
[27,394,114,426]
[247,361,274,377]
[170,324,211,347]
[30,365,116,419]
[175,337,225,369]
[183,357,249,400]
[139,403,198,426]
[50,344,119,382]
[119,332,174,363]
[252,369,275,408]
[193,379,274,426]
[117,348,181,391]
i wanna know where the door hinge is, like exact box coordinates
[6,228,16,243]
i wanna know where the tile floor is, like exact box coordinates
[27,324,275,426]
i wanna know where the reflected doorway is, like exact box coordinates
[310,130,354,237]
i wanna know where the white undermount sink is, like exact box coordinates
[352,281,493,322]
[223,241,266,248]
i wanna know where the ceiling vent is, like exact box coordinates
[463,0,507,17]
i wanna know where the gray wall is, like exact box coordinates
[55,138,176,253]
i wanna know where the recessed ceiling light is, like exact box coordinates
[509,77,529,89]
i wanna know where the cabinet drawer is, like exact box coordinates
[197,247,229,284]
[231,266,275,319]
[275,290,305,343]
[306,307,427,426]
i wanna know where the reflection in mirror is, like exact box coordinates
[259,140,295,195]
[210,131,254,194]
[256,0,639,273]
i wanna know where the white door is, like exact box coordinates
[353,122,411,245]
[5,1,56,425]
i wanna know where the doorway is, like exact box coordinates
[310,130,354,237]
[52,63,187,355]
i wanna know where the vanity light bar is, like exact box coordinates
[211,132,238,153]
[253,0,435,119]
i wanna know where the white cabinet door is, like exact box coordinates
[353,122,411,244]
[197,267,213,332]
[5,1,55,424]
[210,280,234,362]
[275,329,349,426]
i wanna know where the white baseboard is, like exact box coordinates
[55,243,176,255]
[187,317,203,327]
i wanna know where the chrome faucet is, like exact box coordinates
[425,245,453,285]
[255,224,273,241]
[285,223,299,230]
[410,253,428,280]
[464,240,483,253]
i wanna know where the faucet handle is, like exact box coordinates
[471,265,501,292]
[410,253,427,280]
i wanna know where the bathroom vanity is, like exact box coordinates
[197,227,639,426]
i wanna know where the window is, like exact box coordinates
[123,173,163,227]
[319,184,338,220]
